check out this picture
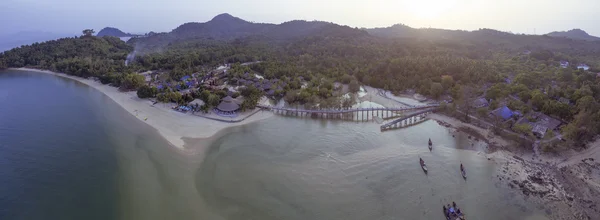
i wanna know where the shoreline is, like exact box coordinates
[12,68,274,150]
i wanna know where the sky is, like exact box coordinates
[1,0,599,36]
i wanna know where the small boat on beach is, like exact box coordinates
[420,158,428,173]
[443,203,466,220]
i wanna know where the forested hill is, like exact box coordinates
[132,13,368,52]
[546,29,600,42]
[0,36,132,78]
[367,25,600,54]
[97,27,137,37]
[171,13,366,40]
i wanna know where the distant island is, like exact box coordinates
[2,13,600,151]
[96,27,138,37]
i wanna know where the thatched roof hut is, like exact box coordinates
[216,96,240,112]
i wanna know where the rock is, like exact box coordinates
[512,155,524,162]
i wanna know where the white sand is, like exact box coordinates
[14,68,274,150]
[358,86,410,108]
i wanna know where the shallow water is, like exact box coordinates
[198,117,548,220]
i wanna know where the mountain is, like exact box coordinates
[546,29,600,41]
[0,31,72,52]
[171,13,367,40]
[96,27,137,37]
[133,13,368,51]
[366,25,600,53]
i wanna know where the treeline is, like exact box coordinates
[0,35,133,82]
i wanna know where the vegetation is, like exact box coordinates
[137,85,158,98]
[513,123,533,136]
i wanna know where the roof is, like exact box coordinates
[532,125,548,138]
[181,75,191,81]
[472,98,489,107]
[492,106,513,120]
[535,114,561,130]
[222,96,235,102]
[217,96,240,112]
[189,99,205,106]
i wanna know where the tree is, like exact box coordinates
[82,29,95,37]
[486,83,508,100]
[430,82,444,98]
[121,74,145,91]
[518,91,531,103]
[450,85,462,100]
[207,94,220,107]
[477,107,489,118]
[576,95,597,112]
[530,90,546,110]
[562,111,599,146]
[572,84,593,101]
[349,80,360,93]
[441,75,454,90]
[137,85,157,98]
[199,90,211,103]
[341,74,353,84]
[458,86,477,121]
[489,99,499,110]
[510,83,529,95]
[513,123,532,135]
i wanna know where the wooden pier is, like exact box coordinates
[258,104,439,123]
[379,109,434,131]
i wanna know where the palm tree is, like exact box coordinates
[82,29,95,37]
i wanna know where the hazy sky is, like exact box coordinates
[1,0,599,36]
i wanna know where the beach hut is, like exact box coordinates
[215,96,240,116]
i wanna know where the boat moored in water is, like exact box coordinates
[420,158,428,173]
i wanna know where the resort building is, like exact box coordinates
[560,61,569,68]
[215,96,240,117]
[577,64,590,71]
[472,98,489,108]
[490,106,514,121]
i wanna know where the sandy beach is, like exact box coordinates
[13,68,274,150]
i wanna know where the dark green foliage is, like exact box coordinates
[240,85,263,111]
[121,74,145,91]
[0,36,132,81]
[137,85,158,98]
[349,80,360,93]
[430,83,444,98]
